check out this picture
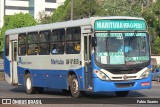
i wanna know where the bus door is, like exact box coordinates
[10,40,18,85]
[83,34,92,90]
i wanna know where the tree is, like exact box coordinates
[151,36,160,54]
[142,0,160,54]
[37,11,53,24]
[100,0,146,16]
[51,0,70,22]
[72,0,100,19]
[51,0,101,22]
[0,13,37,51]
[99,0,160,54]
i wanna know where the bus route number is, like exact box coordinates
[66,59,80,65]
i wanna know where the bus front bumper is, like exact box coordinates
[93,75,152,92]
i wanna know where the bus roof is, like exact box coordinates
[5,16,145,35]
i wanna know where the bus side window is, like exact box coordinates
[66,27,81,54]
[39,31,51,55]
[18,33,26,55]
[5,35,9,56]
[27,32,39,55]
[51,29,65,54]
[27,44,39,55]
[19,45,26,55]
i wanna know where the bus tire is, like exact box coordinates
[70,75,81,98]
[115,91,129,97]
[25,73,36,94]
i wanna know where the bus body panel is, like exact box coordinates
[4,57,10,77]
[93,75,151,92]
[91,53,152,92]
[17,66,25,85]
[17,64,86,90]
[31,69,68,89]
[4,57,11,84]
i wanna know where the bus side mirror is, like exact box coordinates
[92,37,97,47]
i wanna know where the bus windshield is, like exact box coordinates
[95,32,150,65]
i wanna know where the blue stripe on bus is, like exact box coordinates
[93,74,152,92]
[17,66,85,90]
[4,57,10,77]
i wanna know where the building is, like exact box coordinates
[0,0,65,28]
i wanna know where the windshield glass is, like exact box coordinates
[95,32,149,65]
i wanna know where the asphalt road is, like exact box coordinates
[0,80,160,107]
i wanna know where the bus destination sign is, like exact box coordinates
[94,19,146,31]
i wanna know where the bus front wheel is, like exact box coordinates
[25,73,36,94]
[70,75,81,98]
[115,91,129,97]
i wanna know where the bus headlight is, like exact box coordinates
[94,70,110,81]
[139,69,151,79]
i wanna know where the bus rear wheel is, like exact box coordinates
[70,75,81,98]
[115,91,129,97]
[25,73,36,94]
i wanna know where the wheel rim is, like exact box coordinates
[26,77,31,90]
[72,78,78,93]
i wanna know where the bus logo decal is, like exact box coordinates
[123,75,127,80]
[18,57,32,65]
[51,59,64,65]
[18,57,22,64]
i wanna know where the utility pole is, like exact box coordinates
[113,0,115,15]
[141,0,143,13]
[71,0,73,20]
[141,0,148,13]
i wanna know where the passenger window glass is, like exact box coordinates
[19,34,26,44]
[27,44,39,55]
[39,31,51,55]
[18,34,26,55]
[27,32,39,44]
[66,27,81,54]
[5,36,9,56]
[51,29,65,54]
[27,32,39,55]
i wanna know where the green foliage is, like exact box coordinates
[1,0,160,54]
[51,0,100,22]
[143,1,160,54]
[99,0,142,16]
[151,36,160,54]
[98,0,160,54]
[0,13,37,51]
[51,0,70,22]
[47,0,160,54]
[37,11,53,24]
[72,0,99,19]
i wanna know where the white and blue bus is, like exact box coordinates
[4,16,151,97]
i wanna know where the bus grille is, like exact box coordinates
[110,68,141,74]
[112,76,137,80]
[115,82,135,88]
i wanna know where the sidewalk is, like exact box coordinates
[0,72,4,81]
